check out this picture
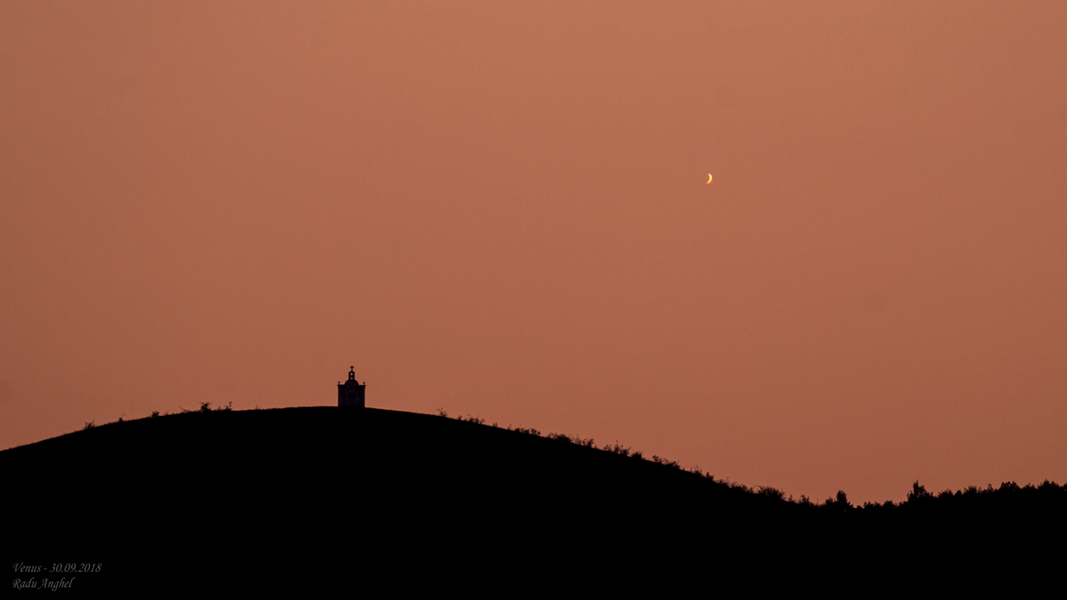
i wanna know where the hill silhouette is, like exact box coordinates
[4,407,1064,591]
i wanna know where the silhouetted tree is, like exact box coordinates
[824,490,851,512]
[907,481,931,503]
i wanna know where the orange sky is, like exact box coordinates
[2,1,1065,503]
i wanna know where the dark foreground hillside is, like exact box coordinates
[3,407,1064,592]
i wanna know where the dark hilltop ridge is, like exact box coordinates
[4,406,1065,590]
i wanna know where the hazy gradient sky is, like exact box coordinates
[3,1,1065,503]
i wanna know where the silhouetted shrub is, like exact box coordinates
[199,402,212,412]
[757,486,786,501]
[650,455,682,470]
[573,435,596,448]
[82,421,95,430]
[150,411,160,418]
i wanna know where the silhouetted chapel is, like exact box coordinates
[338,367,366,408]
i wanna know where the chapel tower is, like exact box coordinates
[338,367,366,407]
